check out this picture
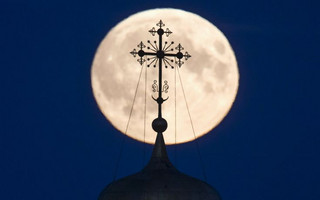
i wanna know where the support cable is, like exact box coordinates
[143,56,148,167]
[176,65,208,182]
[113,63,145,181]
[174,65,177,165]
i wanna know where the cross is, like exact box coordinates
[130,20,191,133]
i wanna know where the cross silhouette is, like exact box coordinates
[130,20,191,133]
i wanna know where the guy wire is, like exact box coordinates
[113,62,145,181]
[176,66,208,182]
[174,60,177,165]
[143,56,148,167]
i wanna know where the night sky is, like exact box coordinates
[1,1,319,199]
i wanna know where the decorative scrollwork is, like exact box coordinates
[152,80,158,92]
[162,80,169,93]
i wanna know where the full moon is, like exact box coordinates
[91,9,239,144]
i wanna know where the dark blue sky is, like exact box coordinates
[1,0,319,199]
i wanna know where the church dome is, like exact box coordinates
[98,133,221,200]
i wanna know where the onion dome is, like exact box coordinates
[98,132,221,200]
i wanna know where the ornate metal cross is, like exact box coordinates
[130,20,191,134]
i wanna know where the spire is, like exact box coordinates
[143,132,175,171]
[151,132,168,158]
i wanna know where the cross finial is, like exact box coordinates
[130,20,191,134]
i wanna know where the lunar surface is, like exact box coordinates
[91,8,239,144]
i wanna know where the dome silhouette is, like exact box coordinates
[98,132,221,200]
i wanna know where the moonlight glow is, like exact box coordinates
[91,9,239,144]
